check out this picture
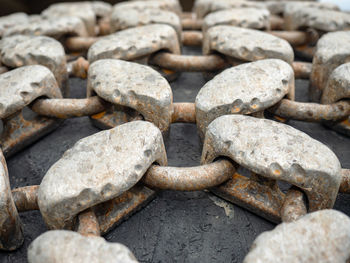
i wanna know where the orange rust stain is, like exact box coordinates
[273,170,281,176]
[91,111,106,119]
[162,68,176,75]
[231,107,240,113]
[274,116,287,122]
[341,118,350,127]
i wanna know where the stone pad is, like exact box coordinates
[0,65,62,119]
[310,31,350,102]
[0,35,67,93]
[244,210,350,263]
[266,1,339,15]
[3,16,89,39]
[284,7,350,32]
[0,150,23,250]
[202,8,270,31]
[110,8,182,39]
[113,0,182,15]
[88,59,173,132]
[203,26,294,64]
[0,12,28,37]
[38,121,167,229]
[201,115,342,211]
[28,230,138,263]
[195,59,294,138]
[88,24,180,63]
[42,2,101,36]
[194,0,263,18]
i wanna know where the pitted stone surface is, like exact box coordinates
[110,8,182,40]
[0,65,62,119]
[196,59,294,139]
[88,24,180,63]
[265,1,338,15]
[88,59,173,132]
[202,8,270,32]
[194,0,263,18]
[310,31,350,102]
[0,150,23,251]
[0,13,28,37]
[42,2,98,36]
[244,210,350,263]
[3,16,89,39]
[202,115,342,211]
[203,26,294,64]
[38,121,167,230]
[113,0,182,15]
[28,230,138,263]
[322,62,350,104]
[0,35,67,89]
[284,7,350,32]
[90,1,112,18]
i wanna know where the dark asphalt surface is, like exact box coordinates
[0,47,349,263]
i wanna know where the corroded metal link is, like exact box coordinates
[340,169,350,194]
[65,36,100,52]
[280,188,307,222]
[270,99,350,122]
[67,57,90,79]
[267,30,317,46]
[182,31,203,46]
[181,17,203,30]
[77,208,100,237]
[143,159,235,191]
[150,52,228,72]
[292,61,312,79]
[269,15,284,30]
[31,96,106,119]
[151,51,311,77]
[172,103,196,123]
[12,185,39,212]
[151,52,229,72]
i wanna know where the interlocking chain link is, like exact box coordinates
[0,0,349,262]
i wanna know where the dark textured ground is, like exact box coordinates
[0,47,349,263]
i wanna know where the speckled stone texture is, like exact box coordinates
[88,24,180,63]
[112,0,182,15]
[203,26,294,64]
[38,121,167,230]
[3,16,89,39]
[0,35,67,94]
[0,12,28,37]
[321,62,350,136]
[27,230,138,263]
[41,2,111,36]
[202,115,342,211]
[202,8,270,32]
[0,65,62,119]
[322,62,350,104]
[195,59,294,139]
[110,8,182,40]
[193,0,263,18]
[284,7,350,32]
[265,1,338,15]
[310,31,350,102]
[88,59,173,132]
[0,150,23,251]
[244,210,350,263]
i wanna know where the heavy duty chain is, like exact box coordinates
[0,0,350,262]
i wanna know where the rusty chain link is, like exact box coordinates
[0,0,350,262]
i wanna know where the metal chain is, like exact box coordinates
[0,1,350,262]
